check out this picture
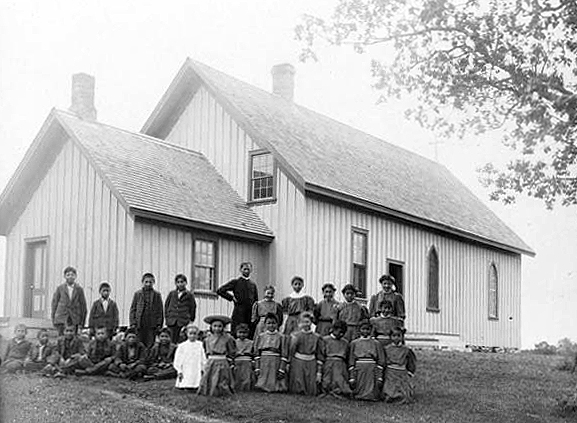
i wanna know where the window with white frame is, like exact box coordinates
[488,263,498,319]
[194,239,217,291]
[250,152,274,201]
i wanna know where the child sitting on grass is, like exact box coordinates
[74,326,115,376]
[252,285,284,335]
[335,284,369,341]
[144,327,177,381]
[174,324,206,390]
[253,313,288,393]
[234,323,254,391]
[370,300,404,347]
[199,315,236,397]
[44,324,86,378]
[383,326,417,404]
[25,328,54,372]
[321,320,351,398]
[281,276,315,336]
[348,320,385,402]
[107,328,147,379]
[288,311,323,396]
[1,324,32,374]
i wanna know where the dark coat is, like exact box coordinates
[146,342,177,365]
[88,299,119,333]
[216,277,258,324]
[164,290,197,326]
[51,283,88,326]
[129,289,164,329]
[86,338,115,362]
[54,336,85,360]
[4,338,32,361]
[115,342,147,365]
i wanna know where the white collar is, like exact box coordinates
[289,291,305,299]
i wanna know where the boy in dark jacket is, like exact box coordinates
[129,273,164,348]
[75,326,116,376]
[51,266,87,336]
[1,324,32,373]
[44,324,86,377]
[25,328,54,372]
[164,274,197,344]
[88,282,119,338]
[144,327,177,380]
[108,328,147,379]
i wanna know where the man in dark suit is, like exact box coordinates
[164,274,197,344]
[129,273,164,348]
[216,262,258,338]
[51,266,88,335]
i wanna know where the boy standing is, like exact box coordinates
[129,273,164,348]
[164,274,197,344]
[88,282,119,338]
[51,266,87,335]
[217,262,258,338]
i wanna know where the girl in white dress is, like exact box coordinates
[174,324,206,390]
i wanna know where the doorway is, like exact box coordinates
[387,260,404,296]
[23,239,49,318]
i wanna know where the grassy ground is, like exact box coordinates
[1,350,576,423]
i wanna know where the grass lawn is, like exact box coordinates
[1,350,576,423]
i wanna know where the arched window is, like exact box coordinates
[488,263,498,319]
[427,246,439,311]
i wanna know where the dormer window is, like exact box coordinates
[250,151,275,202]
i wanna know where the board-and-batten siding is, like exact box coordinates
[305,198,522,348]
[133,221,268,327]
[4,139,134,321]
[165,86,306,298]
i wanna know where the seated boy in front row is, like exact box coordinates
[144,327,177,381]
[25,328,54,372]
[43,324,86,377]
[0,324,32,374]
[107,328,147,379]
[75,326,115,376]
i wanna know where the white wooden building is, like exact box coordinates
[0,61,533,348]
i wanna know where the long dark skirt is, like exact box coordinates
[383,367,414,402]
[234,357,254,391]
[199,358,235,397]
[255,353,287,393]
[289,358,317,396]
[322,357,352,396]
[352,361,381,401]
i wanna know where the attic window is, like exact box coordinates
[250,151,275,202]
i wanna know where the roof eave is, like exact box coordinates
[130,207,274,244]
[305,183,535,257]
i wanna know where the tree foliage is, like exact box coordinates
[296,0,577,208]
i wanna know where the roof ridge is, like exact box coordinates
[54,109,205,158]
[186,58,441,168]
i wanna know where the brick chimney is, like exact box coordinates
[271,63,295,102]
[69,73,97,120]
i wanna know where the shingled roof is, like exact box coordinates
[143,59,533,255]
[0,109,273,241]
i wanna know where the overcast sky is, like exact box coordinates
[1,1,575,348]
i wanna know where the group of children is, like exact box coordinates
[0,266,416,403]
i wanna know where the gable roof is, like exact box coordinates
[143,59,533,256]
[0,109,273,242]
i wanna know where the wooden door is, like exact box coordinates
[387,261,404,296]
[24,240,48,318]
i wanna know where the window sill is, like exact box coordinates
[488,316,499,321]
[247,198,277,206]
[426,307,440,313]
[194,290,218,298]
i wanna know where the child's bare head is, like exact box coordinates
[37,328,49,344]
[298,311,314,331]
[331,320,347,339]
[236,323,250,340]
[186,324,199,341]
[174,274,187,291]
[264,285,275,300]
[341,284,358,302]
[63,266,77,284]
[125,328,138,344]
[14,324,27,339]
[63,325,76,339]
[99,282,111,299]
[141,273,155,290]
[389,326,405,345]
[359,320,372,337]
[158,327,172,344]
[322,283,336,300]
[379,300,394,315]
[291,276,304,293]
[264,313,279,332]
[95,326,108,341]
